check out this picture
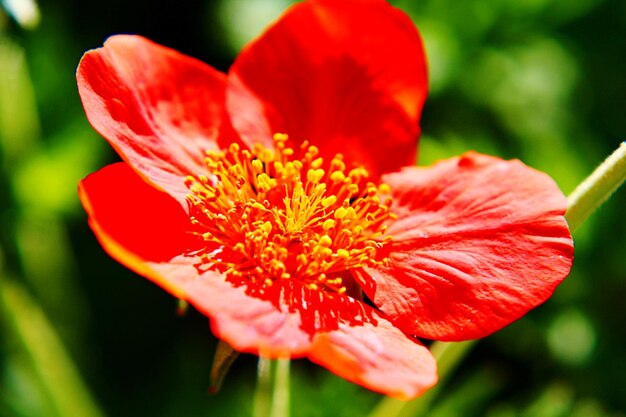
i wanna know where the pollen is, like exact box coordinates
[185,134,395,294]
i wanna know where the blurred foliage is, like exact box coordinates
[0,0,625,416]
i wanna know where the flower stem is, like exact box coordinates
[565,142,626,230]
[269,359,290,417]
[253,358,272,417]
[253,358,290,417]
[367,340,476,417]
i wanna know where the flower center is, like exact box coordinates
[185,134,395,294]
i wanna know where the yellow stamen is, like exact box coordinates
[319,235,333,248]
[323,219,336,231]
[184,134,395,294]
[321,195,337,207]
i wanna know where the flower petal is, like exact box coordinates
[184,276,315,356]
[227,0,427,177]
[359,152,574,341]
[310,310,437,399]
[185,276,373,356]
[77,35,234,205]
[185,275,436,398]
[78,162,202,298]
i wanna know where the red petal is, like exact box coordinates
[185,277,371,356]
[359,153,574,341]
[184,276,315,356]
[185,276,436,397]
[310,310,437,399]
[77,35,234,205]
[227,0,427,177]
[78,162,202,297]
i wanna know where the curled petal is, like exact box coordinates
[185,277,374,356]
[227,0,427,177]
[77,35,234,206]
[78,162,202,297]
[185,275,436,398]
[310,310,437,399]
[359,153,574,341]
[184,276,314,356]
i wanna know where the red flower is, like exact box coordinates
[77,0,573,399]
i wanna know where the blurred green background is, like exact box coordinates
[0,0,624,416]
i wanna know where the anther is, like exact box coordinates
[334,207,348,219]
[251,159,264,173]
[379,183,391,194]
[319,235,333,248]
[307,168,325,184]
[229,143,240,154]
[273,133,289,142]
[322,196,337,207]
[330,171,345,183]
[344,207,357,220]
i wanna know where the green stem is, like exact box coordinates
[253,358,290,417]
[253,358,272,417]
[269,359,290,417]
[565,142,626,230]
